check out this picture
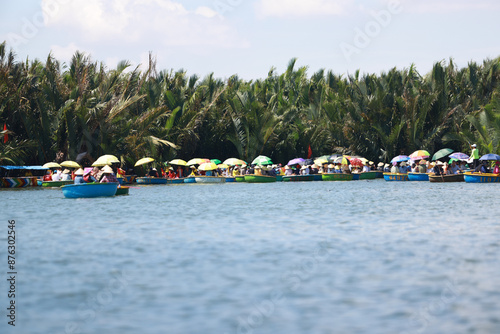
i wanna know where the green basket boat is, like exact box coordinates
[115,186,130,195]
[235,175,245,182]
[42,180,74,187]
[244,174,277,183]
[359,171,377,180]
[321,173,353,181]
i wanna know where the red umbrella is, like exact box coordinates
[350,158,363,167]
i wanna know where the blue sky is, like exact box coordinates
[1,0,499,80]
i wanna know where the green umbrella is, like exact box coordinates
[210,159,222,165]
[432,148,454,161]
[251,155,273,165]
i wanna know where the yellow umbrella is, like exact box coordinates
[169,159,187,166]
[42,162,61,168]
[217,163,229,169]
[60,161,81,168]
[134,157,155,167]
[314,158,328,165]
[187,158,210,166]
[92,154,120,167]
[198,162,218,171]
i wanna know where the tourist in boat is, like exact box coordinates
[51,168,61,181]
[149,167,159,177]
[254,165,262,176]
[390,163,398,174]
[60,169,72,181]
[449,161,459,174]
[493,161,500,174]
[470,144,480,169]
[168,167,176,179]
[83,169,97,183]
[326,164,334,173]
[410,163,418,173]
[362,162,370,172]
[433,161,444,175]
[241,165,247,175]
[383,163,390,172]
[398,162,408,174]
[267,166,277,177]
[189,166,198,176]
[74,168,85,184]
[176,166,184,178]
[100,165,118,183]
[377,162,384,171]
[474,161,490,173]
[43,170,53,181]
[284,165,293,176]
[418,160,427,173]
[232,166,241,176]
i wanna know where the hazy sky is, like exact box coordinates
[1,0,499,80]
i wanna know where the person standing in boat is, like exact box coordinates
[470,144,479,169]
[100,165,118,183]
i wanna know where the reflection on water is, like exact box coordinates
[2,180,500,333]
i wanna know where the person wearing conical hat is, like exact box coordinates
[284,165,293,176]
[327,164,335,173]
[100,165,118,183]
[74,168,85,184]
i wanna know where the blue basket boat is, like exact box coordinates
[407,172,429,181]
[62,182,118,198]
[464,172,500,183]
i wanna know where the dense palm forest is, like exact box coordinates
[1,41,499,166]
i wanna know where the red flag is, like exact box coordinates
[3,123,7,143]
[307,144,312,159]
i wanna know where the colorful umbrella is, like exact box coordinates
[251,155,273,165]
[223,158,247,166]
[287,158,305,166]
[168,159,187,166]
[186,158,210,166]
[92,154,120,166]
[432,148,454,161]
[198,162,218,171]
[60,160,81,168]
[390,155,410,163]
[479,153,500,161]
[409,150,430,159]
[334,156,350,165]
[448,152,469,161]
[42,162,61,168]
[210,159,222,165]
[217,164,229,169]
[134,157,155,167]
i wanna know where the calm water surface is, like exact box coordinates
[1,179,500,334]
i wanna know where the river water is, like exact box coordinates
[1,179,500,334]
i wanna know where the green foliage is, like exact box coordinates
[0,40,499,166]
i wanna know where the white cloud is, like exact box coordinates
[256,0,354,17]
[397,0,500,13]
[41,0,248,48]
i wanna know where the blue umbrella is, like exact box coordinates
[391,155,410,163]
[287,157,305,166]
[449,152,469,160]
[479,153,500,161]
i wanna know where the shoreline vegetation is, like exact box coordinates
[0,41,499,166]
